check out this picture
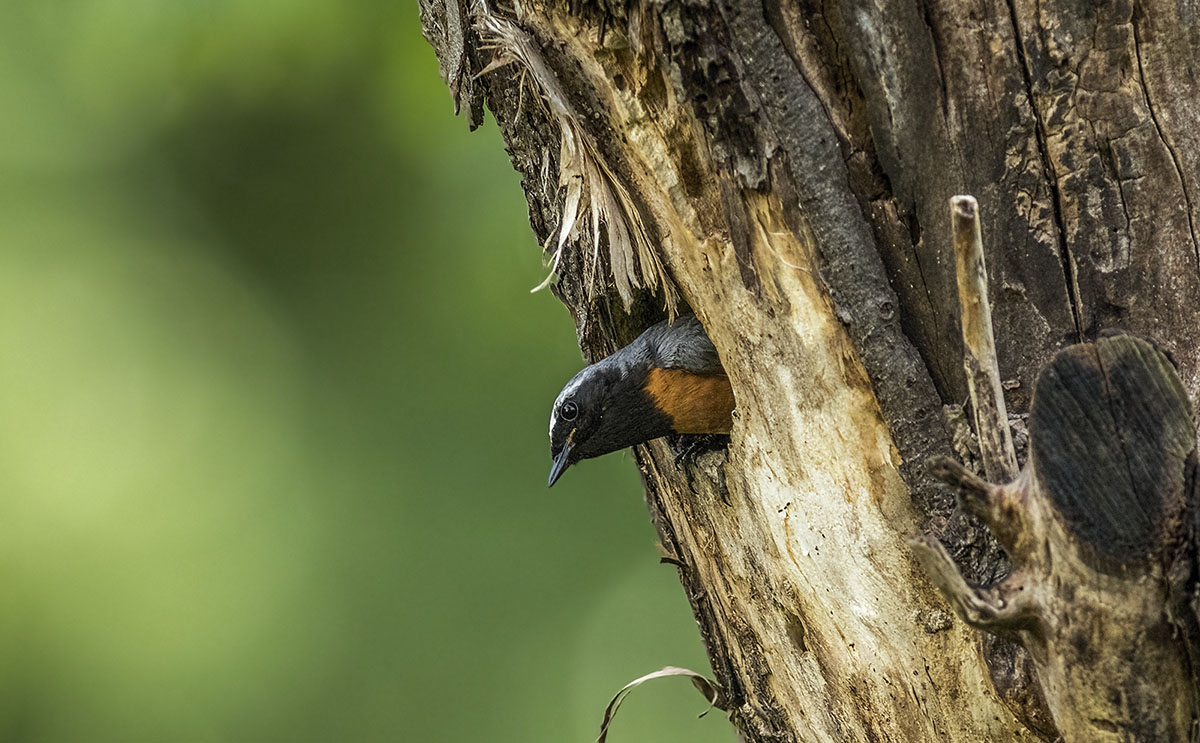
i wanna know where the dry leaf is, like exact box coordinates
[596,666,721,743]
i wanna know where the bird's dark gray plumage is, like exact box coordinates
[547,315,732,486]
[624,314,724,375]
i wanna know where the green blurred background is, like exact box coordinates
[0,3,728,742]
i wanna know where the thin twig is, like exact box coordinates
[951,195,1019,483]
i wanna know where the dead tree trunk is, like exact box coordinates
[420,0,1200,740]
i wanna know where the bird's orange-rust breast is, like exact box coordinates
[644,368,735,434]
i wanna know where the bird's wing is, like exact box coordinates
[645,315,726,375]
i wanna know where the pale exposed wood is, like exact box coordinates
[951,195,1019,484]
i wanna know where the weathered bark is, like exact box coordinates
[421,0,1200,740]
[914,333,1200,742]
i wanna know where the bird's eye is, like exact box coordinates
[560,401,579,421]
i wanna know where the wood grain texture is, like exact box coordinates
[952,195,1020,484]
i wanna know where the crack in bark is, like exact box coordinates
[1114,162,1135,236]
[919,0,951,123]
[1003,0,1084,341]
[906,220,943,377]
[1129,6,1200,273]
[893,2,959,392]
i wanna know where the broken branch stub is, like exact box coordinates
[916,334,1200,742]
[951,195,1019,483]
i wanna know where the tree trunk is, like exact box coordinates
[420,0,1200,740]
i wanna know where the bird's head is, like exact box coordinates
[547,361,673,487]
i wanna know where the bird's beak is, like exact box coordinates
[548,440,574,487]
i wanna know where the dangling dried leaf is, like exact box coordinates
[558,174,584,254]
[604,192,634,306]
[529,171,581,293]
[596,666,722,743]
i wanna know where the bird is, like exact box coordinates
[548,314,734,486]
